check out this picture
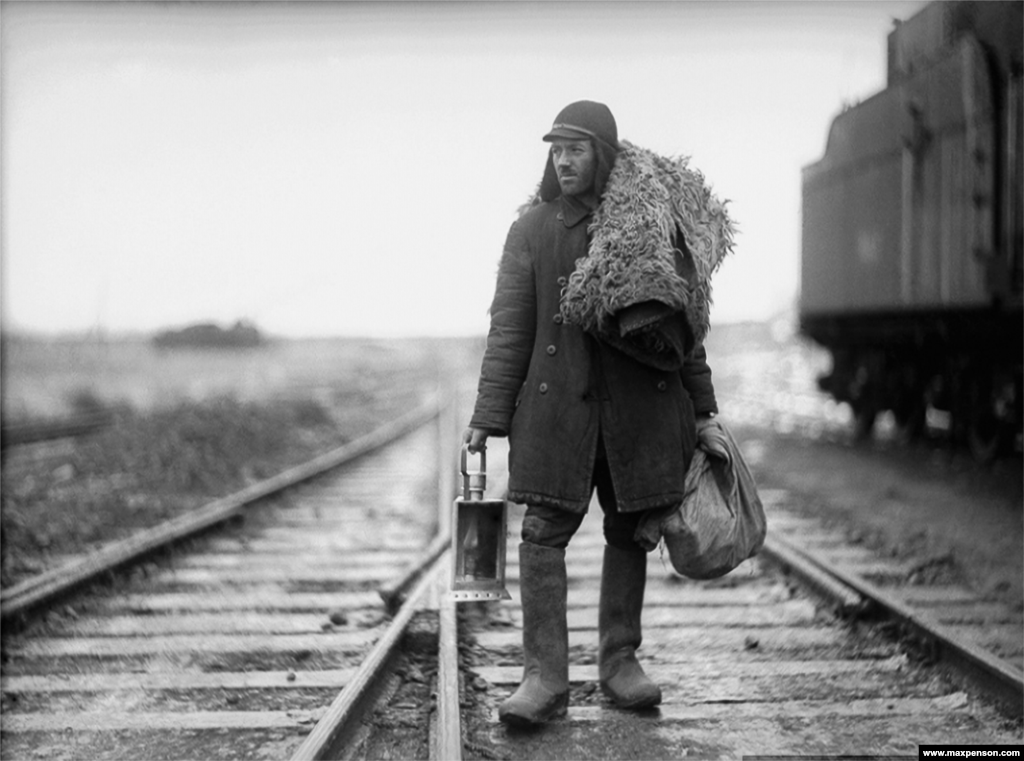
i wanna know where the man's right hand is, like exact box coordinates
[462,427,489,454]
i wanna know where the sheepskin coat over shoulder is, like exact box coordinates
[560,140,735,349]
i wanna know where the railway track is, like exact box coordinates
[764,493,1023,695]
[0,411,114,450]
[0,398,460,760]
[2,397,1021,759]
[454,450,1022,759]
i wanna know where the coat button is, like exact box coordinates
[539,382,549,393]
[657,381,667,391]
[553,313,563,324]
[557,276,567,286]
[546,345,557,355]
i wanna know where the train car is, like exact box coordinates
[800,0,1023,459]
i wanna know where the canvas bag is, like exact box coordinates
[635,420,766,579]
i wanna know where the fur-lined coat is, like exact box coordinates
[469,141,733,514]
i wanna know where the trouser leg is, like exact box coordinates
[498,541,571,726]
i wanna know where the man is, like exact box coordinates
[464,100,733,726]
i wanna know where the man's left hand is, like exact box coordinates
[696,415,730,462]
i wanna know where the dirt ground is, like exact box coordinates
[735,422,1024,611]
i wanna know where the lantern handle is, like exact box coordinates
[460,444,486,501]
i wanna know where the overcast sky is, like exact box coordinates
[1,0,927,338]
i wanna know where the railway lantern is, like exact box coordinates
[450,445,510,602]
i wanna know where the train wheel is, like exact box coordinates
[851,399,878,441]
[893,393,928,443]
[964,372,1004,464]
[968,414,1001,464]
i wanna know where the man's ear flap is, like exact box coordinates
[539,152,561,202]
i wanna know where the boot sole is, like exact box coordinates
[498,694,569,726]
[600,683,662,710]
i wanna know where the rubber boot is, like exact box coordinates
[498,542,570,726]
[598,544,662,709]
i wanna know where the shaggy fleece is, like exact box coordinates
[559,140,735,347]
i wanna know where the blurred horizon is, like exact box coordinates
[0,299,802,342]
[2,0,928,339]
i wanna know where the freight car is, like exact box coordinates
[800,0,1022,459]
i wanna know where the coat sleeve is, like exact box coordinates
[468,222,537,436]
[681,342,718,417]
[596,230,708,372]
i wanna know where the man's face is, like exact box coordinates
[550,138,596,198]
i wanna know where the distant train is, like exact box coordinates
[800,0,1023,459]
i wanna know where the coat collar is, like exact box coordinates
[558,193,595,228]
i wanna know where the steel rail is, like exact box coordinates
[1,411,114,449]
[764,532,1024,718]
[761,536,866,616]
[292,388,463,760]
[432,457,511,761]
[1,396,447,622]
[433,576,463,761]
[433,393,467,761]
[378,532,450,615]
[289,551,448,761]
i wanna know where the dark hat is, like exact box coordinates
[538,100,621,203]
[542,100,619,150]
